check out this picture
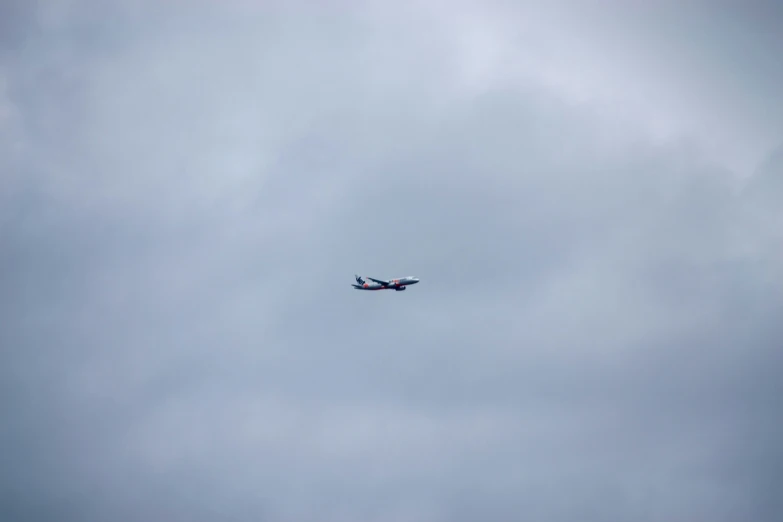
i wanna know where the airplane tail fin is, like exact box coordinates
[355,274,365,285]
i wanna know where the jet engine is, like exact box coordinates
[395,287,406,291]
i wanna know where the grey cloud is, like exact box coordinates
[1,2,782,521]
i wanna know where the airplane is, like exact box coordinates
[352,274,420,291]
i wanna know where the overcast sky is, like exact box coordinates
[2,1,782,521]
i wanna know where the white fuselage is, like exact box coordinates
[352,275,420,291]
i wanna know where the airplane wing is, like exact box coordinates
[367,277,391,285]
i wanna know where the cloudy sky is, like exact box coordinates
[2,1,782,520]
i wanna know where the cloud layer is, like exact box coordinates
[2,1,782,521]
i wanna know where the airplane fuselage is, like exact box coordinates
[352,275,420,291]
